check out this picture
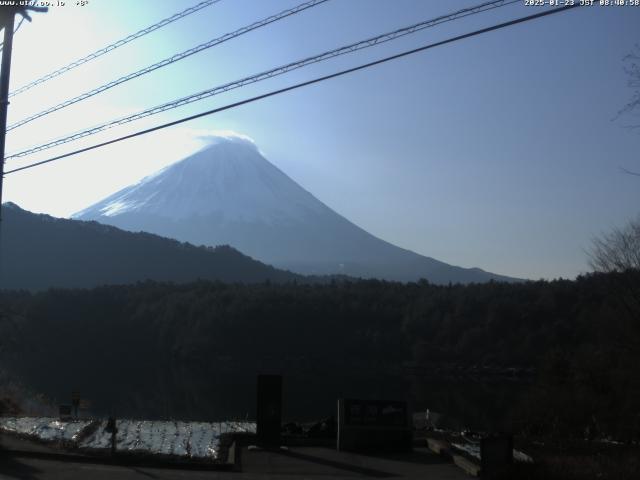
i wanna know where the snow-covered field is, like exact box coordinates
[0,417,92,443]
[0,417,256,461]
[451,441,533,463]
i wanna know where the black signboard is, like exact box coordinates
[343,399,407,427]
[256,374,282,447]
[337,399,411,452]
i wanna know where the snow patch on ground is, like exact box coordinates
[0,417,91,442]
[451,441,533,463]
[0,417,256,460]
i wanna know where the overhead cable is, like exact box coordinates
[8,0,222,98]
[6,0,520,160]
[4,4,581,175]
[7,0,330,132]
[0,16,27,52]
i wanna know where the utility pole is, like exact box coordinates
[0,4,46,282]
[0,8,16,223]
[0,4,47,223]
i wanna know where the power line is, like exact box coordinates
[4,4,581,176]
[8,0,222,98]
[13,17,25,35]
[6,0,519,160]
[7,0,330,132]
[0,16,27,52]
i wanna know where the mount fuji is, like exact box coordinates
[73,134,517,284]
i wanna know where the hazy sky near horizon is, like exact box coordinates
[2,0,639,280]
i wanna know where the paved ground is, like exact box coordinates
[0,435,468,479]
[0,456,232,480]
[240,446,468,479]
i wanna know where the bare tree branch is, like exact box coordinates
[589,217,640,323]
[620,167,640,177]
[616,44,640,120]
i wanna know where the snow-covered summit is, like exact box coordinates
[73,135,328,224]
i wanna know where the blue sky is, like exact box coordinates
[3,0,639,280]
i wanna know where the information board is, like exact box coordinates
[337,399,412,452]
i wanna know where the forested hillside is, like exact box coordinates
[1,271,638,440]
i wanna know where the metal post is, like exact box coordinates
[106,416,117,455]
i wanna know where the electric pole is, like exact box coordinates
[0,4,46,284]
[0,3,47,223]
[0,8,16,223]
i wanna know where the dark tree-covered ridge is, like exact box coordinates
[0,202,300,290]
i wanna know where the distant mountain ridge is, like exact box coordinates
[0,203,300,291]
[73,134,520,284]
